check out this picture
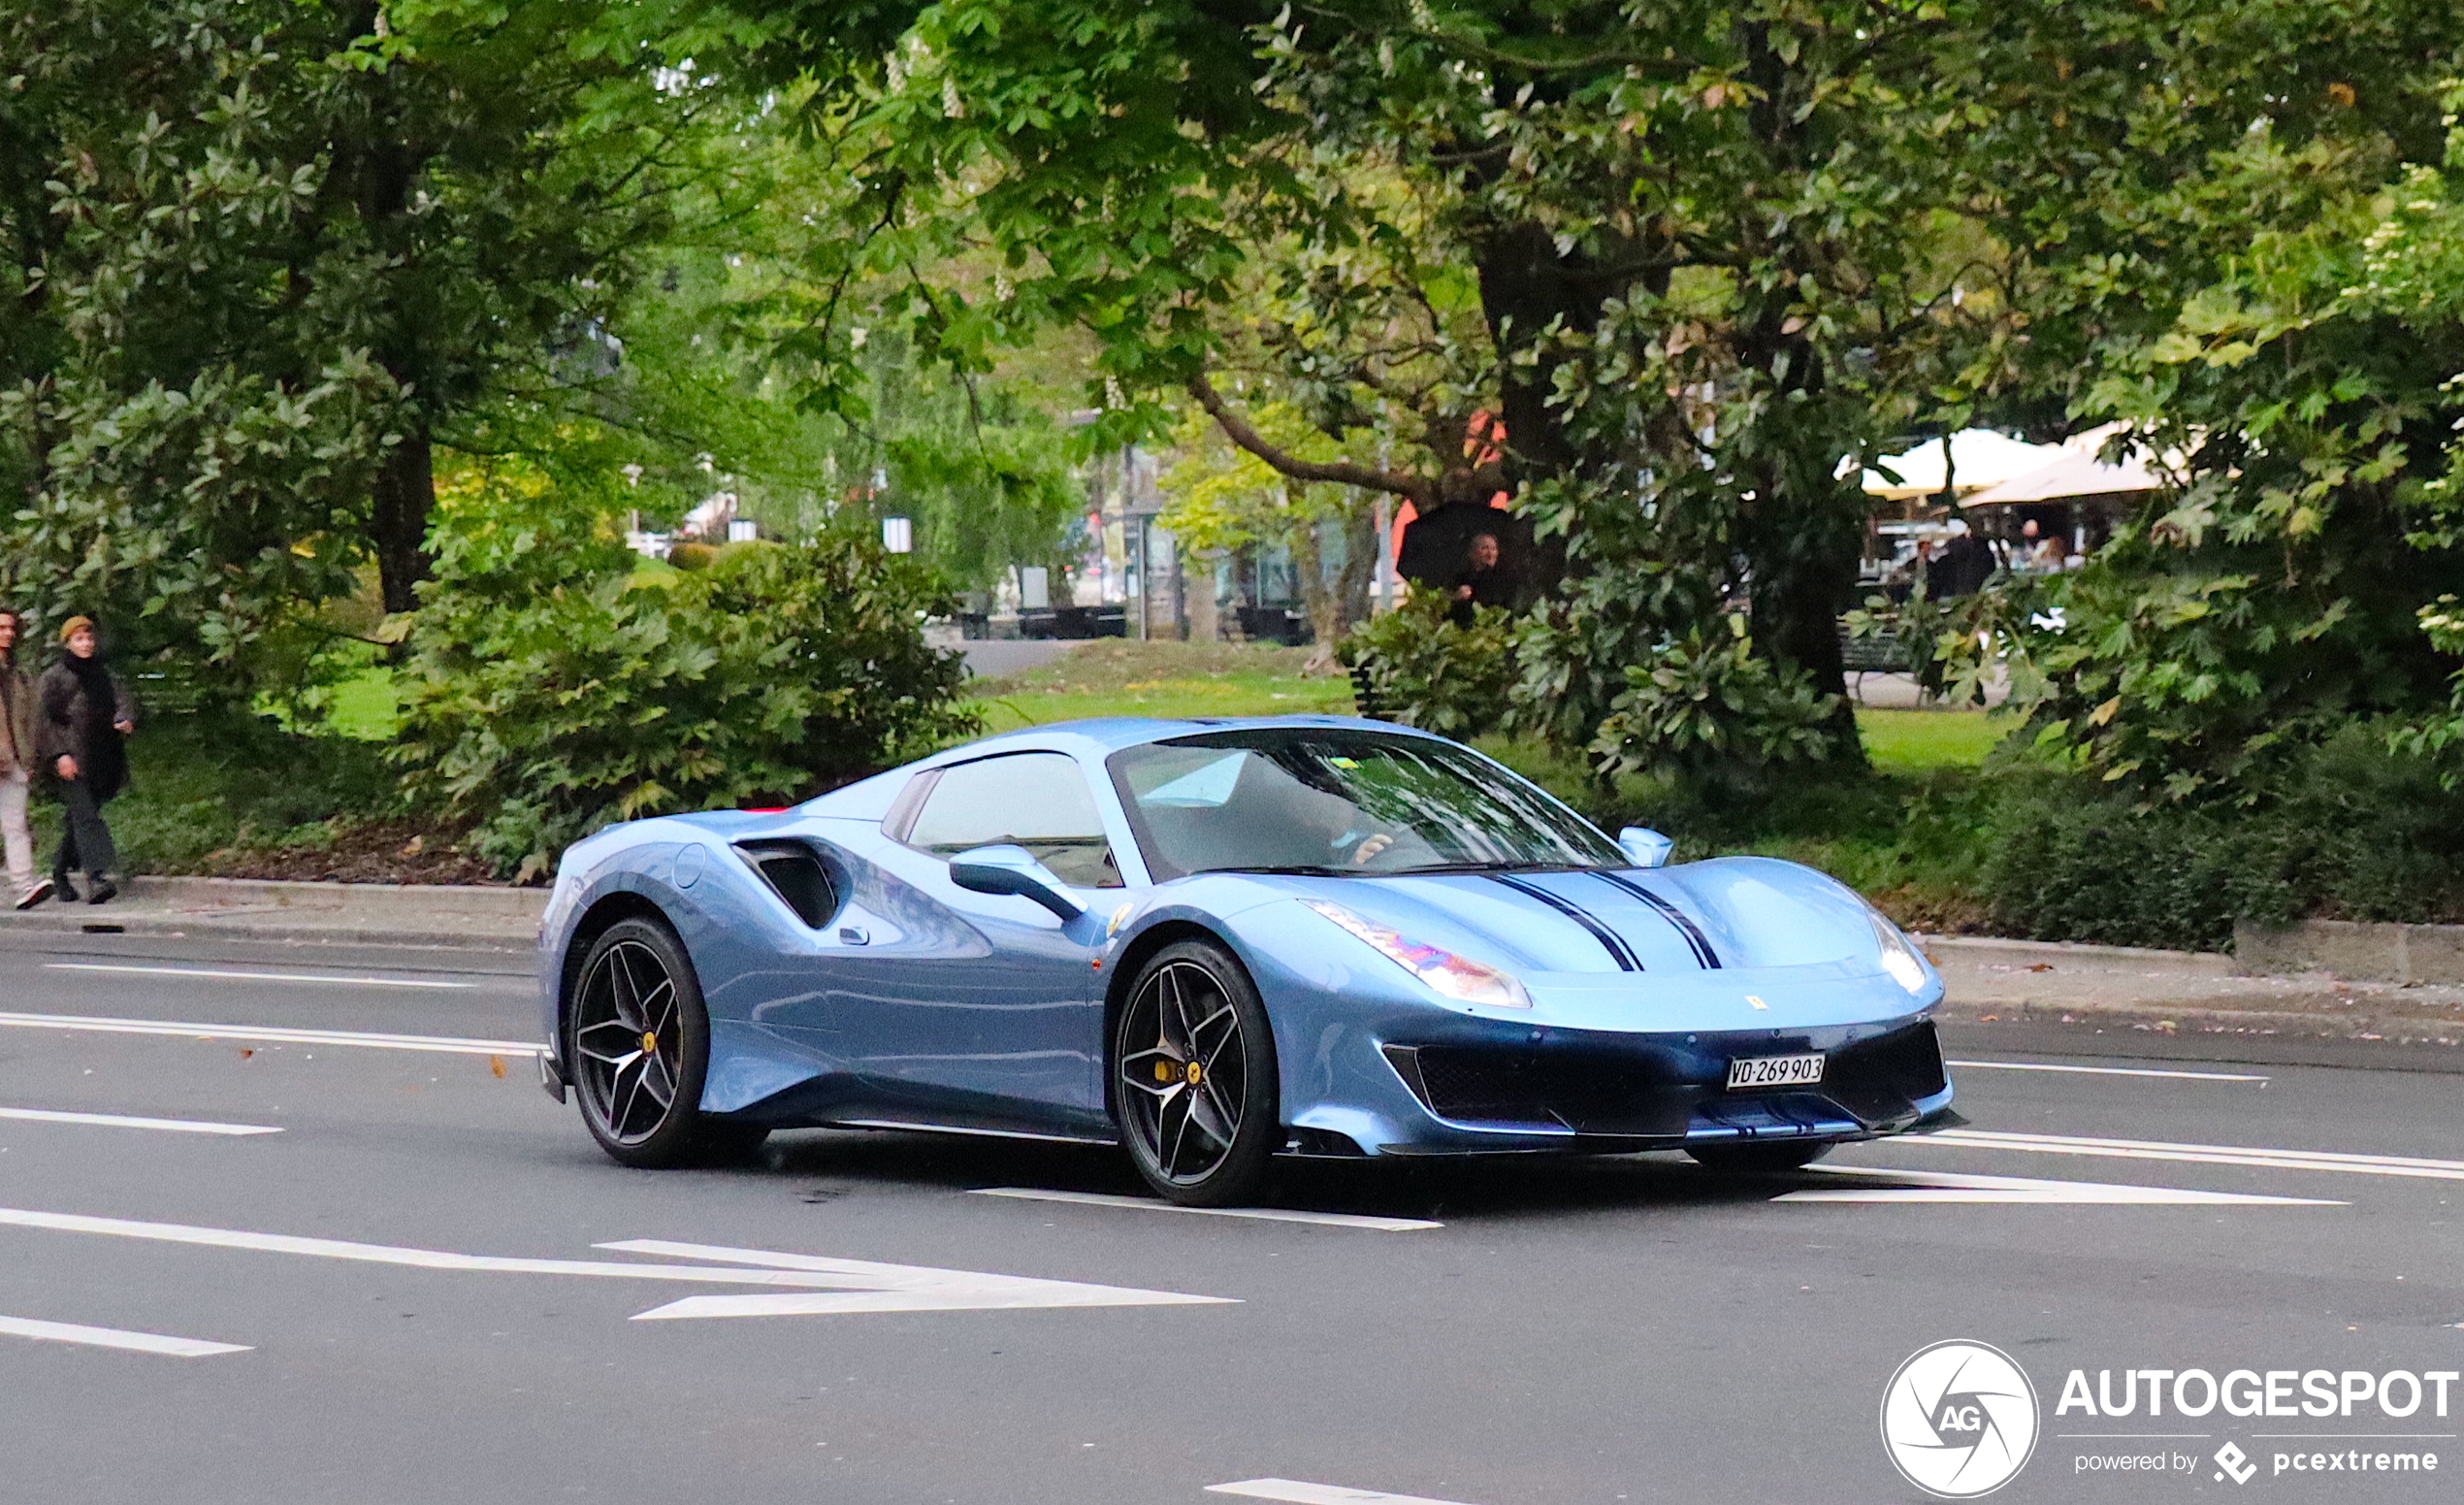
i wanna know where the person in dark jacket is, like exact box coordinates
[36,615,136,904]
[1445,531,1515,627]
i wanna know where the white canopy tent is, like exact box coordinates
[1859,430,2067,502]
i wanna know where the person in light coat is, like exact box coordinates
[0,607,50,909]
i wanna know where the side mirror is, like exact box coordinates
[949,844,1086,922]
[1617,827,1675,868]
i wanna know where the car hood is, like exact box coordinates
[1244,855,1934,1010]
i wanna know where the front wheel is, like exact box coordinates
[1686,1140,1832,1173]
[1112,940,1281,1207]
[567,916,765,1167]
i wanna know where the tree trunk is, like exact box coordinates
[1335,504,1378,634]
[1290,519,1343,675]
[373,428,436,614]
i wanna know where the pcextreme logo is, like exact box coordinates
[1881,1340,2042,1498]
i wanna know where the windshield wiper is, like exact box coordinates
[1212,864,1357,877]
[1387,860,1576,875]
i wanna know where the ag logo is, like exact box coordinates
[1880,1340,2040,1498]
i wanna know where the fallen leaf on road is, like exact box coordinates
[487,1055,506,1079]
[2026,963,2054,972]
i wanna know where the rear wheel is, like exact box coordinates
[1686,1140,1832,1173]
[567,916,767,1167]
[1112,940,1280,1207]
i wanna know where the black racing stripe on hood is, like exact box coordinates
[1593,871,1722,969]
[1488,874,1639,970]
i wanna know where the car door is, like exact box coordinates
[823,751,1119,1133]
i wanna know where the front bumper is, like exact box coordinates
[1295,1013,1951,1157]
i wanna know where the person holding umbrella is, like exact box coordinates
[37,615,136,905]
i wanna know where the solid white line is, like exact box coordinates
[1913,1129,2464,1183]
[1946,1059,2268,1082]
[45,963,471,991]
[1781,1166,2341,1206]
[0,1011,541,1058]
[598,1239,1238,1320]
[970,1187,1443,1231]
[1209,1480,1486,1505]
[0,1106,280,1136]
[0,1314,249,1358]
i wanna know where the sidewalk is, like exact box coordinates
[1922,934,2464,1051]
[0,876,542,952]
[3,879,2456,1052]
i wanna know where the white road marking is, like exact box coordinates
[1946,1059,2268,1082]
[0,1106,280,1136]
[0,1314,250,1358]
[1911,1129,2464,1183]
[1209,1480,1487,1505]
[600,1239,1237,1320]
[1780,1166,2341,1205]
[969,1187,1443,1231]
[0,1208,1234,1320]
[45,963,472,991]
[0,1010,541,1058]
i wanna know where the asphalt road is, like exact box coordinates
[0,930,2456,1505]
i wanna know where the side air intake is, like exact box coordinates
[733,840,842,930]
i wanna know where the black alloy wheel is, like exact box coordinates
[567,916,767,1167]
[1112,939,1281,1207]
[1686,1139,1832,1173]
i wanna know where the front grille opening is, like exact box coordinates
[735,840,841,929]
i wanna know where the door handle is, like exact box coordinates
[838,925,870,946]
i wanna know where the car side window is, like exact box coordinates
[903,752,1121,890]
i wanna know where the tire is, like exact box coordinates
[567,916,759,1168]
[1686,1140,1833,1173]
[1111,939,1281,1207]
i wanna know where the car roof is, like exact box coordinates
[921,714,1448,761]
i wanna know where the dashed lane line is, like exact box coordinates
[0,1314,250,1358]
[0,1010,541,1058]
[1946,1059,2268,1082]
[1781,1166,2341,1205]
[970,1188,1442,1231]
[0,1106,280,1136]
[1209,1481,1488,1505]
[600,1239,1237,1320]
[1909,1129,2464,1183]
[45,963,473,990]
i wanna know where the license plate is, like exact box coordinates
[1727,1052,1825,1090]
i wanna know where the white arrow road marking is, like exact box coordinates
[0,1106,280,1136]
[1779,1167,2340,1205]
[0,1010,541,1057]
[1209,1480,1488,1505]
[44,963,473,991]
[969,1187,1442,1231]
[1945,1058,2268,1082]
[0,1314,250,1358]
[1907,1129,2464,1182]
[600,1239,1237,1320]
[0,1210,1235,1321]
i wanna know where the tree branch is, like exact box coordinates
[1186,375,1434,507]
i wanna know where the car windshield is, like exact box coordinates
[1108,728,1626,881]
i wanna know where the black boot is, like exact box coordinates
[52,872,78,904]
[84,876,116,905]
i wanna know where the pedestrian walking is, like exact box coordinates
[37,615,135,905]
[0,606,51,909]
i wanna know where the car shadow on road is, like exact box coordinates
[747,1129,1794,1222]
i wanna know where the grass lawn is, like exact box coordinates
[963,639,1353,731]
[1857,707,2010,772]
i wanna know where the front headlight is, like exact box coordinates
[1867,908,1930,996]
[1306,900,1533,1010]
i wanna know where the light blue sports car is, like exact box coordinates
[536,717,1954,1204]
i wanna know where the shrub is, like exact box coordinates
[1340,593,1515,738]
[1587,615,1844,787]
[394,530,980,879]
[1985,727,2464,949]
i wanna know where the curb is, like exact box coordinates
[1931,995,2464,1050]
